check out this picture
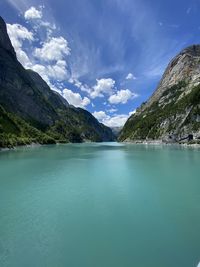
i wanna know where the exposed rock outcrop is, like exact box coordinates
[119,45,200,143]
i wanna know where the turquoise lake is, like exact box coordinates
[0,143,200,267]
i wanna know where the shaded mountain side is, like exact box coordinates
[0,105,114,148]
[0,105,56,148]
[0,16,115,147]
[27,69,69,110]
[46,107,115,143]
[119,45,200,143]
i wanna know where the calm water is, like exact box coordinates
[0,143,200,267]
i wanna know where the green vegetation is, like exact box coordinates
[0,105,56,148]
[119,82,200,141]
[0,104,114,148]
[0,15,114,149]
[47,107,110,143]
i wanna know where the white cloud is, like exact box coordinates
[24,6,43,20]
[34,37,70,62]
[7,24,34,46]
[92,107,137,127]
[108,89,135,104]
[30,64,63,93]
[32,64,48,80]
[92,111,108,121]
[7,23,34,67]
[69,78,82,88]
[7,19,71,91]
[91,78,115,98]
[126,73,136,80]
[62,89,90,108]
[28,60,68,82]
[69,78,91,94]
[108,108,118,113]
[103,114,129,127]
[129,109,136,116]
[93,110,135,128]
[47,60,68,80]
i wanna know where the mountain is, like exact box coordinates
[0,16,114,147]
[119,45,200,143]
[111,127,123,138]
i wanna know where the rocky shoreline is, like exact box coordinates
[121,139,200,148]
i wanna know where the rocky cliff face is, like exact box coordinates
[0,16,114,147]
[119,45,200,143]
[0,16,16,58]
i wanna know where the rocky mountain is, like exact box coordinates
[119,45,200,143]
[0,16,114,147]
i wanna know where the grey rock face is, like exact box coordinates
[142,45,200,111]
[119,45,200,142]
[0,16,16,58]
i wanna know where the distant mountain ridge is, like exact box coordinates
[119,45,200,143]
[0,16,114,147]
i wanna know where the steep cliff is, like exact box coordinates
[0,16,114,147]
[119,45,200,143]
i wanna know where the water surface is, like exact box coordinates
[0,143,200,267]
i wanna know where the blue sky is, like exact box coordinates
[1,0,200,127]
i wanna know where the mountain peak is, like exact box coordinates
[119,44,200,143]
[141,44,200,110]
[0,16,16,58]
[180,44,200,57]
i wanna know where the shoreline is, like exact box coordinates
[0,142,43,152]
[1,140,200,152]
[120,139,200,148]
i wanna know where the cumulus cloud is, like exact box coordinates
[92,111,108,121]
[92,110,136,128]
[62,89,90,108]
[93,112,128,127]
[31,64,48,79]
[103,114,129,127]
[92,110,135,127]
[126,73,136,80]
[47,60,68,80]
[7,23,34,67]
[72,78,137,106]
[24,6,43,20]
[6,7,137,117]
[31,61,68,82]
[108,89,135,104]
[91,78,115,98]
[7,24,34,47]
[7,11,71,93]
[34,37,70,62]
[69,77,116,99]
